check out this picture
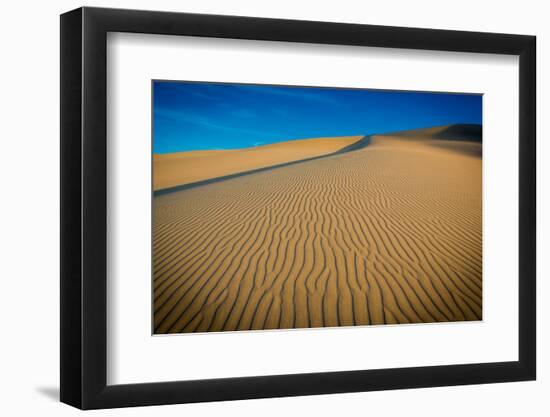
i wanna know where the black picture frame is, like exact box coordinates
[60,6,536,410]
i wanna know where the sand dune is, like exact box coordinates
[380,124,482,158]
[153,125,482,333]
[153,135,364,191]
[382,124,482,142]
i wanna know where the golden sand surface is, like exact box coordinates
[153,135,364,191]
[153,126,482,333]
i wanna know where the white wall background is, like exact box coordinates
[0,0,545,415]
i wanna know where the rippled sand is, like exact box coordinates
[153,126,482,333]
[153,135,364,191]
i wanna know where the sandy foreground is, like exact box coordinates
[153,135,364,191]
[153,125,482,333]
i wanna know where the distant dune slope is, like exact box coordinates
[381,124,482,158]
[153,126,482,333]
[382,124,482,142]
[153,135,365,191]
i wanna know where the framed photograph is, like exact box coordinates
[60,7,536,409]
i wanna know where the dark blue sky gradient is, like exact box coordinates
[153,81,482,154]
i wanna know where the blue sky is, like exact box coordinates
[153,81,482,154]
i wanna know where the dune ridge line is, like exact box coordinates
[154,135,372,196]
[153,135,369,193]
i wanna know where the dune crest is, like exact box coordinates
[153,135,365,191]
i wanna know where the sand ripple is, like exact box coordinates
[153,134,482,333]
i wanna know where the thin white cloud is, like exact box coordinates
[155,108,275,138]
[233,85,341,105]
